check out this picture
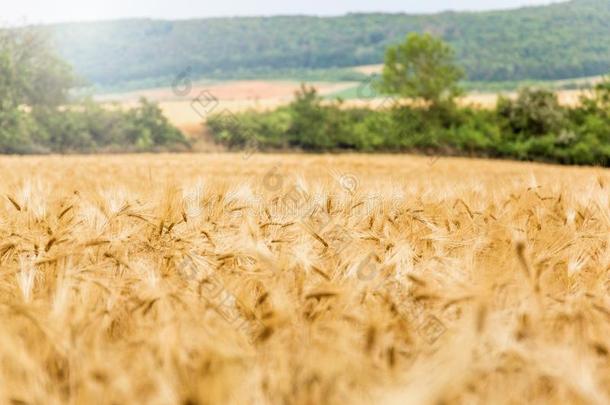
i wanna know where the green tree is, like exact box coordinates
[0,28,76,108]
[376,33,464,109]
[1,27,77,152]
[286,85,333,150]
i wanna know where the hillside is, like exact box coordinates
[47,0,610,87]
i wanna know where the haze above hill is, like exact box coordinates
[5,0,558,23]
[43,0,609,88]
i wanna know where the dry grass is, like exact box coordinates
[0,153,609,404]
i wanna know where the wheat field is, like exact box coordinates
[0,153,609,404]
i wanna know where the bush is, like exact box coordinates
[208,108,292,150]
[27,99,190,154]
[126,98,188,148]
[0,106,37,154]
[497,88,567,138]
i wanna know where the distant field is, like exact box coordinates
[98,80,357,104]
[99,80,357,134]
[1,153,608,403]
[352,64,383,76]
[97,77,597,135]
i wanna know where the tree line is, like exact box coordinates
[208,34,610,166]
[49,0,610,87]
[0,28,188,154]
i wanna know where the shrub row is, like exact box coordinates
[0,98,190,154]
[208,84,610,166]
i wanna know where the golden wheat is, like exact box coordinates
[0,153,608,404]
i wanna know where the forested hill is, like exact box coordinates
[47,0,609,86]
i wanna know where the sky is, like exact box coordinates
[3,0,562,25]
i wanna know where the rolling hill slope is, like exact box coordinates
[47,0,610,86]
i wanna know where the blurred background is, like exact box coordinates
[1,0,608,164]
